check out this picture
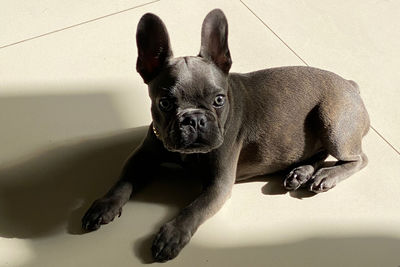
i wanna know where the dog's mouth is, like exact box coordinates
[162,121,224,154]
[164,138,223,154]
[165,144,215,154]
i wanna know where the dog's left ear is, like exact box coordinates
[199,9,232,74]
[136,13,173,84]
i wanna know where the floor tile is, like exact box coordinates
[0,0,157,48]
[242,0,400,152]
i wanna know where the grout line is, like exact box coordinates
[239,0,309,66]
[239,0,400,156]
[370,126,400,155]
[0,0,160,50]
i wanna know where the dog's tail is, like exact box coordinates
[348,80,360,94]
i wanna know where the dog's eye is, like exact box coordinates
[213,95,225,108]
[159,98,173,112]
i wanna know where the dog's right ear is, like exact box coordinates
[199,9,232,74]
[136,13,173,84]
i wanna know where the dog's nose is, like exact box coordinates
[181,113,207,130]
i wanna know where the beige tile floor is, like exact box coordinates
[0,0,399,266]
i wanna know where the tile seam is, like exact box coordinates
[370,126,400,155]
[0,0,160,50]
[239,0,308,66]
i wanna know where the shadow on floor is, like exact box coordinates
[0,126,147,238]
[18,233,400,267]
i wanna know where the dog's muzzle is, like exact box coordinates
[163,109,223,153]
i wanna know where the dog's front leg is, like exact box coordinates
[152,144,240,262]
[82,126,163,231]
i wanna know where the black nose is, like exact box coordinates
[181,113,207,130]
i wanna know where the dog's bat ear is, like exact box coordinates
[136,13,173,84]
[199,9,232,74]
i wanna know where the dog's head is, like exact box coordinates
[136,9,232,154]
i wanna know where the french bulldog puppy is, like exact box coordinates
[82,9,370,262]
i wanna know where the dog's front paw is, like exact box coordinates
[284,165,314,190]
[152,221,192,262]
[82,198,122,231]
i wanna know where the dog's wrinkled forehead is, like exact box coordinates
[149,56,227,99]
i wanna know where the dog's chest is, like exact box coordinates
[236,142,279,180]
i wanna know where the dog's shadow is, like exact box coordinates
[238,172,317,199]
[0,127,147,238]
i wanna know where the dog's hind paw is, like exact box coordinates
[308,168,337,193]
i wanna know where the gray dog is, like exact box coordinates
[82,9,370,262]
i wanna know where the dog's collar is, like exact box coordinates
[152,124,161,139]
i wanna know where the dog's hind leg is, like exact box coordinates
[308,152,368,193]
[308,89,370,193]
